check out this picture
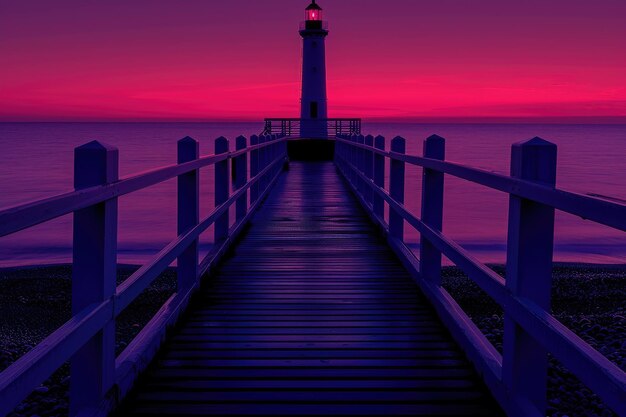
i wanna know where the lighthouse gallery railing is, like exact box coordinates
[262,118,361,137]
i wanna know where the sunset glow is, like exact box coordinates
[1,0,625,122]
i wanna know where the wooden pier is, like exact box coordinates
[0,134,624,417]
[116,162,503,416]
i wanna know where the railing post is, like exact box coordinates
[364,135,374,206]
[389,136,406,240]
[177,137,199,290]
[357,135,365,198]
[503,137,557,415]
[71,141,118,416]
[215,137,229,242]
[259,135,267,192]
[350,135,357,185]
[341,135,346,165]
[280,135,287,170]
[267,134,272,179]
[250,135,259,204]
[335,135,340,162]
[235,136,248,223]
[373,135,385,220]
[271,135,277,176]
[420,135,445,285]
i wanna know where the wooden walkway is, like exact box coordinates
[117,162,503,416]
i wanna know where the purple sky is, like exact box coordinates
[1,0,625,121]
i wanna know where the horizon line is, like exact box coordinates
[1,116,625,125]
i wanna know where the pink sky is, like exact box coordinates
[1,0,625,122]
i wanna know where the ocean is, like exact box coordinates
[0,122,624,267]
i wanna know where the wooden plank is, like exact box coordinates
[148,367,476,379]
[135,390,488,402]
[129,403,497,416]
[164,341,457,350]
[142,379,478,390]
[162,349,461,359]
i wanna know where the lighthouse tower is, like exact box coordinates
[299,0,328,138]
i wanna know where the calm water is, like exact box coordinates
[0,122,624,267]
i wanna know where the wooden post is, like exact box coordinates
[235,136,248,223]
[250,135,259,204]
[214,137,229,242]
[364,135,374,205]
[177,137,199,290]
[354,135,365,198]
[420,135,445,285]
[71,141,118,416]
[267,135,276,175]
[350,135,357,185]
[280,135,287,170]
[373,135,385,220]
[270,135,277,176]
[265,135,271,187]
[503,137,557,415]
[335,135,341,164]
[340,135,346,166]
[357,135,365,198]
[389,136,406,240]
[266,135,272,183]
[259,135,267,193]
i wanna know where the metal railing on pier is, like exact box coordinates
[262,118,361,137]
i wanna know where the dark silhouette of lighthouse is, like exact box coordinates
[299,0,328,138]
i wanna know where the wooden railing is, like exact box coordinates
[334,134,626,417]
[0,134,288,417]
[262,118,361,137]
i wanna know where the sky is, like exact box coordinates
[0,0,625,122]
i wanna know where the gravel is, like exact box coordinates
[0,265,176,417]
[442,263,626,417]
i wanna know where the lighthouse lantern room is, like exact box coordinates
[305,1,323,25]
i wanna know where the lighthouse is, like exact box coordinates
[299,0,328,138]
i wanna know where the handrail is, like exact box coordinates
[115,157,281,314]
[0,133,289,417]
[336,137,625,231]
[334,134,626,417]
[0,139,284,238]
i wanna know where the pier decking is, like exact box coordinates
[117,162,503,416]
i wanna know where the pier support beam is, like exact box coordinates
[71,141,118,416]
[503,137,557,415]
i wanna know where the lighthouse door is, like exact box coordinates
[310,102,318,118]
